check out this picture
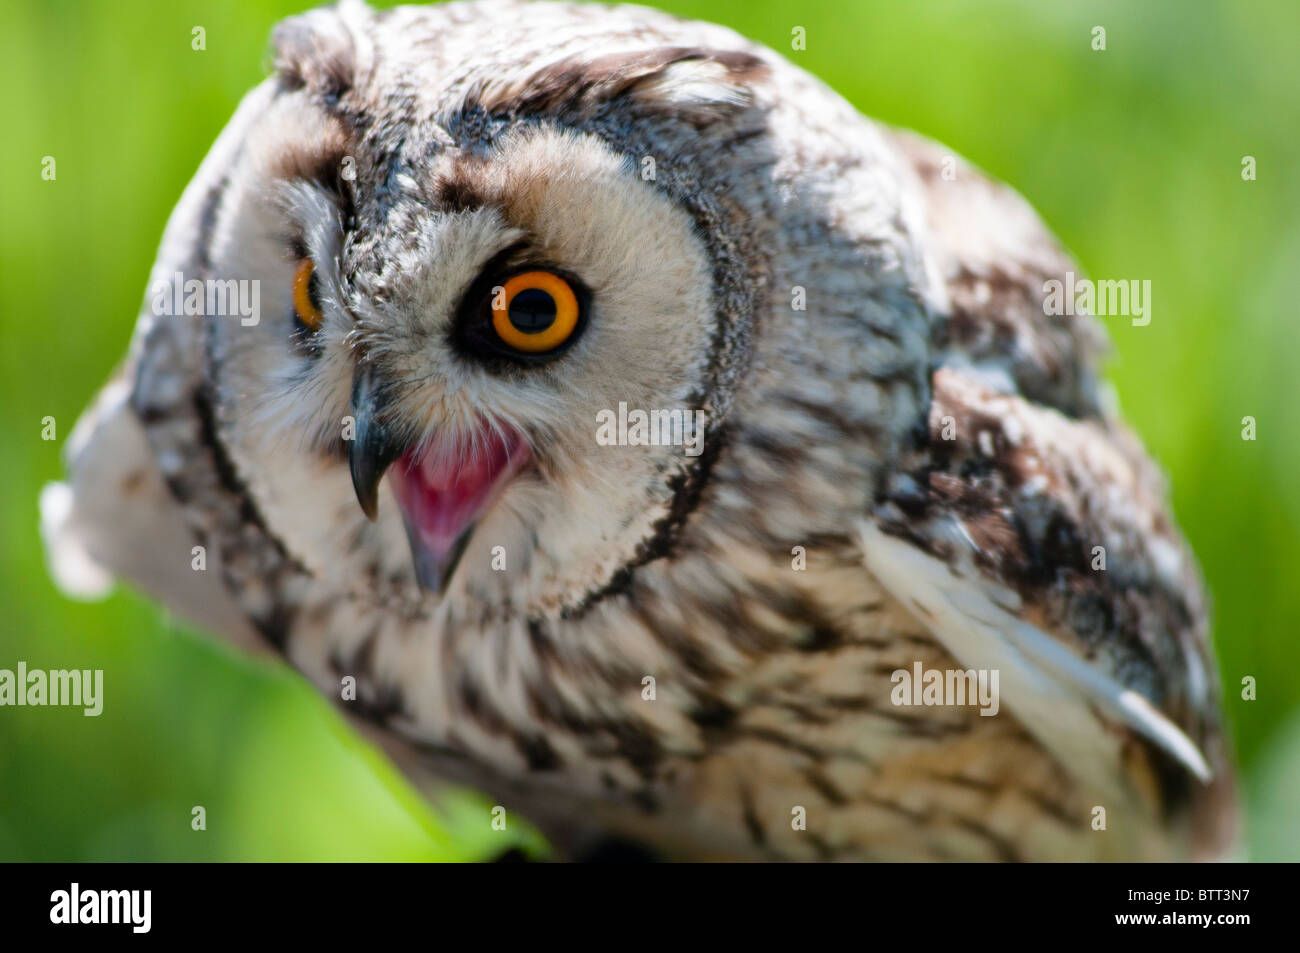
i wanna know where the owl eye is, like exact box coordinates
[292,258,325,332]
[489,271,580,354]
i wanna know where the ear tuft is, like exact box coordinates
[270,1,370,98]
[477,46,770,121]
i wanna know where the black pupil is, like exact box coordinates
[307,269,323,312]
[508,287,556,334]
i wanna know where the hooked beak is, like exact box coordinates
[348,364,405,523]
[347,364,531,593]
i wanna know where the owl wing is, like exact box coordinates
[40,374,259,649]
[858,131,1233,852]
[39,81,282,652]
[887,128,1109,419]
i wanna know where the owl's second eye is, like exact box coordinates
[292,258,324,332]
[490,271,580,353]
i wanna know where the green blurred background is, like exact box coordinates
[2,0,1296,860]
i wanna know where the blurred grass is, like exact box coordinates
[1,0,1297,860]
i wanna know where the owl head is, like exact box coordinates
[192,0,927,620]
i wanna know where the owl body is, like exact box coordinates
[43,0,1233,860]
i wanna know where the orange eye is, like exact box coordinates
[292,258,324,331]
[490,271,580,353]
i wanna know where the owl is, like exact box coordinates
[41,0,1234,861]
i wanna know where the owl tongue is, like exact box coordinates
[386,425,530,591]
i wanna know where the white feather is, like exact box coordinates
[858,520,1211,804]
[40,481,114,599]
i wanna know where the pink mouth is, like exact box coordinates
[386,423,530,591]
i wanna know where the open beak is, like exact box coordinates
[348,364,530,593]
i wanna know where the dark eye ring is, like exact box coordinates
[454,263,590,366]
